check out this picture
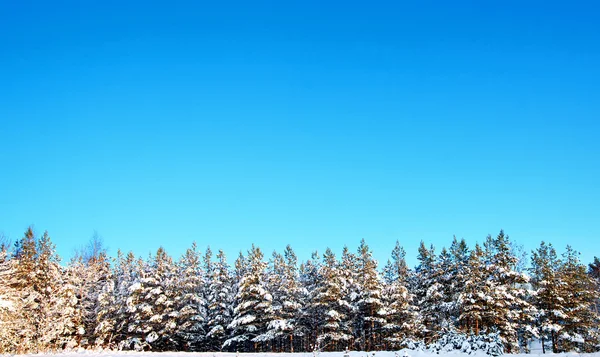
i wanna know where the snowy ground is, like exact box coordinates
[15,351,600,357]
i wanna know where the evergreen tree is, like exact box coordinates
[381,240,418,348]
[0,245,29,353]
[261,245,303,351]
[482,231,534,353]
[224,245,272,351]
[448,237,470,324]
[414,241,443,342]
[588,257,600,318]
[106,251,140,349]
[65,236,111,349]
[297,251,321,351]
[340,246,359,348]
[313,248,352,351]
[558,246,599,352]
[458,243,487,335]
[355,239,386,350]
[174,242,205,350]
[206,249,234,350]
[530,241,562,353]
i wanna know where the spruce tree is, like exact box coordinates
[174,242,205,350]
[558,246,599,351]
[530,241,562,352]
[206,249,234,350]
[313,248,352,351]
[482,231,534,353]
[297,251,321,351]
[381,240,418,348]
[355,239,386,350]
[414,241,443,342]
[224,245,272,352]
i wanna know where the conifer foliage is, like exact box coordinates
[0,226,599,354]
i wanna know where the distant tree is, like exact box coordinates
[589,256,600,318]
[589,257,600,280]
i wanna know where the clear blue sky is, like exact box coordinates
[1,1,599,268]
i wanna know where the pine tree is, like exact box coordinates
[482,231,534,353]
[381,240,418,348]
[65,235,111,349]
[558,246,599,352]
[414,241,443,342]
[224,245,272,352]
[312,248,352,351]
[175,242,206,350]
[355,239,386,350]
[0,245,28,353]
[458,243,487,335]
[339,246,359,348]
[530,241,562,353]
[131,247,179,350]
[297,251,321,351]
[588,257,600,318]
[448,237,470,325]
[106,251,140,349]
[206,249,234,350]
[261,245,303,351]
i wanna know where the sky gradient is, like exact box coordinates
[1,1,599,268]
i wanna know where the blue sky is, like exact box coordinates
[1,1,599,268]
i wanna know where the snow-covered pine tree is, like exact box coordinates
[200,246,214,349]
[206,249,234,351]
[109,251,142,349]
[64,236,111,349]
[312,248,352,351]
[297,251,321,351]
[280,245,304,351]
[448,237,470,326]
[458,243,487,335]
[174,242,206,350]
[530,241,563,353]
[381,240,418,348]
[339,246,359,348]
[118,255,149,350]
[261,245,303,351]
[224,245,272,352]
[589,257,600,324]
[482,230,534,353]
[135,247,179,350]
[0,244,29,353]
[414,241,444,342]
[259,251,286,348]
[95,250,136,348]
[355,239,386,351]
[436,247,456,330]
[21,230,71,351]
[558,245,599,352]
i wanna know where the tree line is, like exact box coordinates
[0,227,598,354]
